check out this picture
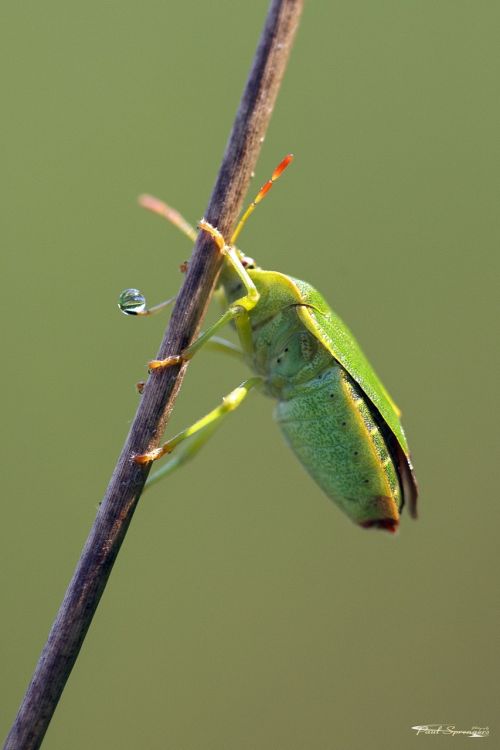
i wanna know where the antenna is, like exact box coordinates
[230,154,293,245]
[138,194,197,242]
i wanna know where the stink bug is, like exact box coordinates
[119,156,418,532]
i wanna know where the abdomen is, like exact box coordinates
[274,363,402,531]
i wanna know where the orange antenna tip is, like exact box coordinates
[273,153,294,179]
[230,153,294,245]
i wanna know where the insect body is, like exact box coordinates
[121,156,417,532]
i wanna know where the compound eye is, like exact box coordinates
[241,254,256,269]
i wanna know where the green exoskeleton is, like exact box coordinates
[119,155,418,532]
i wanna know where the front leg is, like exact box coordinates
[148,305,248,370]
[149,220,260,370]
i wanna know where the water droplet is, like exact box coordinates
[118,288,146,315]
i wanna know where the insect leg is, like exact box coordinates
[119,289,177,317]
[198,220,260,313]
[135,377,262,472]
[136,337,243,393]
[204,336,244,360]
[148,305,248,369]
[148,221,259,370]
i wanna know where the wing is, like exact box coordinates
[290,276,418,517]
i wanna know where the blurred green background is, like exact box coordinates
[1,1,498,748]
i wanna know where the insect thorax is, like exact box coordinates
[251,306,333,398]
[219,265,333,397]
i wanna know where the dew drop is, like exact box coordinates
[118,288,146,315]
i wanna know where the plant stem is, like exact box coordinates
[3,1,303,748]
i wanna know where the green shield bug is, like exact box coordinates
[120,155,418,532]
